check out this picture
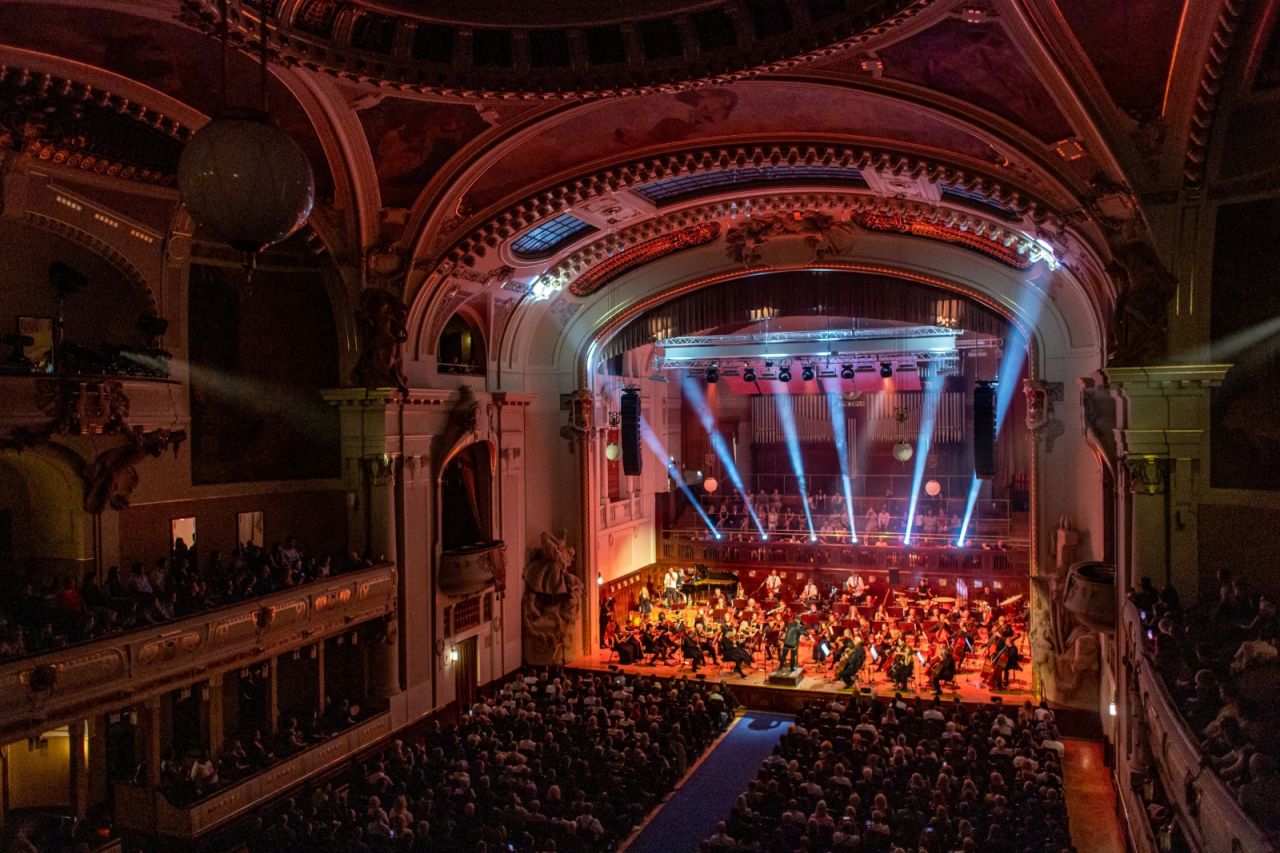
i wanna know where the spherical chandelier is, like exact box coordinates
[703,476,719,493]
[892,441,914,463]
[925,479,942,497]
[177,1,314,259]
[178,114,314,254]
[604,442,621,461]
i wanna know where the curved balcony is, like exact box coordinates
[114,710,393,838]
[0,563,396,744]
[1123,602,1275,853]
[0,373,185,437]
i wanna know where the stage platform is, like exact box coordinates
[568,644,1034,709]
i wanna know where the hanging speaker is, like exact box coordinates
[621,388,642,476]
[974,381,996,479]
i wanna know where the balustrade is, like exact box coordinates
[0,563,396,744]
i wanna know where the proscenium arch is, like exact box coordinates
[509,228,1108,662]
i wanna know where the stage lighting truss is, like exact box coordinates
[662,326,984,378]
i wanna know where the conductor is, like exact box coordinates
[781,617,805,670]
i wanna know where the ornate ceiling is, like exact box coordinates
[0,0,1276,367]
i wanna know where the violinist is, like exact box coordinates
[720,628,752,677]
[889,639,914,690]
[696,621,720,666]
[679,625,704,673]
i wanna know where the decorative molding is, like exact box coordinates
[1124,455,1170,495]
[569,222,721,296]
[849,209,1031,269]
[22,212,159,313]
[179,0,935,101]
[434,143,1050,272]
[1023,378,1066,452]
[1184,0,1246,187]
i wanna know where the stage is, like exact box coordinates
[569,638,1035,713]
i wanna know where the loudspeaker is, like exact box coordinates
[620,388,642,476]
[974,381,997,479]
[887,569,901,587]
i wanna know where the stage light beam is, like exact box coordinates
[775,388,816,540]
[826,391,859,543]
[639,415,720,538]
[903,372,944,545]
[680,374,767,536]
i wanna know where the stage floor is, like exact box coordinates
[569,644,1034,706]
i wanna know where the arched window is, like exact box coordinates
[438,312,486,375]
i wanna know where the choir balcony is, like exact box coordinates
[1120,602,1276,853]
[0,562,397,746]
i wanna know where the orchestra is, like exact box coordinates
[604,564,1029,695]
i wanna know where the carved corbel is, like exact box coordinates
[1023,379,1066,452]
[1124,455,1170,495]
[361,453,397,487]
[560,389,593,453]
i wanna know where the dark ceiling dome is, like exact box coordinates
[187,0,934,98]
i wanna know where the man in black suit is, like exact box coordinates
[781,618,805,670]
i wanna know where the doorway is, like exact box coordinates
[454,636,478,710]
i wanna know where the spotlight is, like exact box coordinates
[761,533,769,541]
[801,365,815,382]
[743,365,757,382]
[809,534,818,542]
[778,366,792,382]
[706,366,719,383]
[880,362,893,378]
[841,364,855,379]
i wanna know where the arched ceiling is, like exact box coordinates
[2,0,1272,374]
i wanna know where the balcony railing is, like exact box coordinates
[114,710,394,837]
[1124,602,1275,853]
[0,373,185,436]
[659,530,1028,576]
[0,563,396,743]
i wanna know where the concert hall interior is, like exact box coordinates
[1,1,1279,851]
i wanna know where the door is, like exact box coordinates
[455,635,478,710]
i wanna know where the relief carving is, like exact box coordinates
[1023,379,1065,452]
[353,287,409,394]
[724,210,858,266]
[1107,240,1177,366]
[522,531,583,665]
[82,428,186,514]
[559,389,592,453]
[1029,519,1101,707]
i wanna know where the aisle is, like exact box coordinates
[625,711,793,853]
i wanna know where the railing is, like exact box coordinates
[1124,602,1275,853]
[0,373,185,434]
[659,530,1028,576]
[0,563,397,743]
[114,710,393,837]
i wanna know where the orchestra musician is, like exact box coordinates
[888,638,913,690]
[800,580,820,605]
[843,572,867,600]
[720,628,753,677]
[928,645,956,696]
[764,570,782,599]
[836,636,866,688]
[638,583,653,615]
[679,625,705,673]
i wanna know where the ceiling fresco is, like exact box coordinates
[874,17,1075,144]
[459,81,1013,214]
[1054,0,1185,121]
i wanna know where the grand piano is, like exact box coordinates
[679,564,738,603]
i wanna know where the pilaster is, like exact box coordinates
[1103,364,1230,601]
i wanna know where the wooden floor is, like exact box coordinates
[1061,738,1126,853]
[570,642,1034,706]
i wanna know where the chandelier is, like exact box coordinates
[177,1,314,262]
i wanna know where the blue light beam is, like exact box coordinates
[680,374,768,537]
[775,388,817,541]
[826,392,859,543]
[957,326,1034,546]
[903,372,944,545]
[639,415,721,539]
